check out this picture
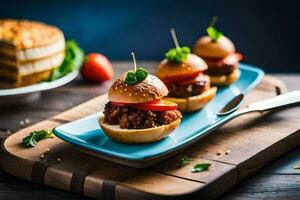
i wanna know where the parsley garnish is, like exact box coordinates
[22,130,53,147]
[165,46,190,63]
[177,154,193,168]
[165,28,190,63]
[48,40,84,81]
[124,52,148,84]
[207,26,223,42]
[191,163,211,173]
[206,16,223,42]
[125,71,137,84]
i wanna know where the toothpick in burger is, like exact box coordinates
[193,16,243,86]
[156,28,217,112]
[98,52,182,144]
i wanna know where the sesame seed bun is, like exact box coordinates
[98,115,180,144]
[156,54,207,80]
[193,35,235,58]
[108,73,168,103]
[163,87,217,112]
[210,69,240,86]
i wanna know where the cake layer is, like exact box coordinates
[0,19,65,61]
[0,69,53,88]
[0,51,64,79]
[0,37,65,62]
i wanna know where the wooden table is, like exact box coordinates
[0,62,299,200]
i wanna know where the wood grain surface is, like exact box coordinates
[0,62,299,200]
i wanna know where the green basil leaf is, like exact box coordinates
[177,154,193,168]
[207,26,223,42]
[165,49,177,60]
[191,163,211,173]
[135,68,148,82]
[125,71,137,84]
[165,46,191,63]
[22,130,53,148]
[48,40,84,81]
[181,46,191,54]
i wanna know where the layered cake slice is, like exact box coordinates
[0,19,65,88]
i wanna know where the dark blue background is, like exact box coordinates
[1,0,299,72]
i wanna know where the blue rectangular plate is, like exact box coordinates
[53,64,264,168]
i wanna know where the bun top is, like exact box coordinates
[193,35,235,58]
[108,73,168,103]
[156,53,207,80]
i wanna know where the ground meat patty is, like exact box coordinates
[168,76,210,98]
[103,102,182,129]
[205,63,236,76]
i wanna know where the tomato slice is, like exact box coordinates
[111,99,177,111]
[132,100,177,111]
[161,71,203,86]
[223,53,243,65]
[178,74,207,85]
[204,53,243,66]
[111,101,133,106]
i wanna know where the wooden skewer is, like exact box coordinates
[170,28,180,49]
[131,52,137,71]
[209,16,218,27]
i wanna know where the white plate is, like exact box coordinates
[0,71,79,105]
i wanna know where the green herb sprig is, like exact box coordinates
[22,130,53,147]
[177,154,193,168]
[48,40,84,81]
[191,163,211,173]
[206,16,223,42]
[165,28,190,63]
[124,52,148,84]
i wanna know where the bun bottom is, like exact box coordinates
[98,116,180,144]
[164,87,217,112]
[209,69,240,86]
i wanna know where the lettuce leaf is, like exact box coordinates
[48,40,84,81]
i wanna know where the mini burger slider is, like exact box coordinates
[156,29,217,112]
[193,17,243,86]
[99,52,182,144]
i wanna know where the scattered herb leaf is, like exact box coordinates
[165,46,190,63]
[22,130,53,147]
[191,163,211,173]
[177,154,193,168]
[48,40,84,81]
[206,26,223,42]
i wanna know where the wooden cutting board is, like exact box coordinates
[1,76,300,200]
